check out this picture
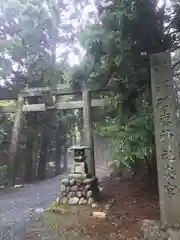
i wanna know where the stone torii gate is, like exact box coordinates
[0,85,105,185]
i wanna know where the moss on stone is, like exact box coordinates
[48,201,69,214]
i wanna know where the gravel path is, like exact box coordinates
[0,168,108,240]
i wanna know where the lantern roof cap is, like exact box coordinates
[68,145,89,151]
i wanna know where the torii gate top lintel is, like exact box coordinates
[20,85,107,98]
[0,84,107,113]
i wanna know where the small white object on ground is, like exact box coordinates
[35,208,45,213]
[14,184,24,188]
[92,211,106,219]
[92,203,98,208]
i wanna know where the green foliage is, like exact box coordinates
[0,101,14,149]
[95,105,154,169]
[0,0,82,89]
[72,0,180,171]
[0,0,180,178]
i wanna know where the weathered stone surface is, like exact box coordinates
[140,224,180,240]
[84,184,91,191]
[86,190,92,198]
[83,178,94,185]
[79,186,83,191]
[61,179,69,186]
[79,198,87,205]
[76,179,82,186]
[68,197,79,205]
[73,162,86,174]
[88,197,95,204]
[71,185,78,192]
[68,192,73,198]
[140,219,169,240]
[82,190,86,197]
[60,185,66,192]
[76,191,82,198]
[69,173,86,179]
[71,192,76,197]
[150,52,180,225]
[167,228,180,240]
[69,179,76,186]
[140,219,161,240]
[60,191,66,197]
[60,175,100,206]
[60,197,68,204]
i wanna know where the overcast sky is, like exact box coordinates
[57,0,97,67]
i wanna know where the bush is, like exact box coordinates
[0,165,8,186]
[95,106,155,170]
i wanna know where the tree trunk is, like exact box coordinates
[63,140,68,171]
[24,133,34,182]
[55,121,64,175]
[37,127,49,180]
[77,109,84,144]
[55,126,60,175]
[55,141,61,175]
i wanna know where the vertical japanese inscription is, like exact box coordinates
[156,96,173,129]
[162,149,177,197]
[150,51,180,224]
[153,60,177,198]
[159,129,174,143]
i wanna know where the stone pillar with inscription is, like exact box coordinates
[150,51,180,227]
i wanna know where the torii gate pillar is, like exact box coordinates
[82,86,96,177]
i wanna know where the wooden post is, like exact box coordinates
[150,51,180,227]
[83,86,95,177]
[8,95,24,186]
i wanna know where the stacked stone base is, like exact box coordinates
[59,176,99,205]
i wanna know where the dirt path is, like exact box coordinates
[0,168,108,240]
[24,174,160,240]
[0,174,67,240]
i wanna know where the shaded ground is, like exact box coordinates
[0,167,108,240]
[0,174,68,240]
[25,172,160,240]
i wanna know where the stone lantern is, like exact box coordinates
[69,145,89,177]
[58,145,100,205]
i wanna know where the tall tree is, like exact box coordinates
[70,0,180,175]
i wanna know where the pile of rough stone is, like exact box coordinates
[58,176,99,205]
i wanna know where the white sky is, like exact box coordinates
[58,1,97,67]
